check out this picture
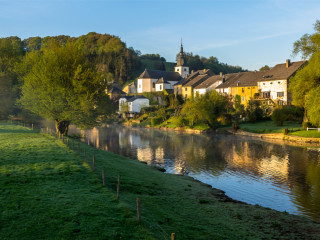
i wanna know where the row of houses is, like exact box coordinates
[109,43,306,113]
[136,43,305,107]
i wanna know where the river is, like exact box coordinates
[68,124,320,221]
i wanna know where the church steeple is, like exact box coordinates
[175,39,189,78]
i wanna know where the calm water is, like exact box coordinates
[69,124,320,221]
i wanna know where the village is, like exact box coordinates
[108,43,305,125]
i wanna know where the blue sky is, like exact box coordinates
[1,0,320,70]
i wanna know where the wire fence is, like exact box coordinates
[11,120,175,240]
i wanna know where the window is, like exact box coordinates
[277,92,284,98]
[160,85,162,90]
[278,82,281,84]
[252,87,255,89]
[242,88,244,93]
[263,83,265,85]
[185,94,188,98]
[139,84,141,89]
[153,83,155,88]
[184,68,186,71]
[247,87,250,89]
[242,96,245,102]
[270,82,273,84]
[185,88,187,91]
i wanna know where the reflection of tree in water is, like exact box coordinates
[289,149,320,221]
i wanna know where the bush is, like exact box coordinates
[151,116,163,126]
[281,106,304,123]
[171,115,187,127]
[271,106,304,126]
[271,108,287,126]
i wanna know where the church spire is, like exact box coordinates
[180,38,183,54]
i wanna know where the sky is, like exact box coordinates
[1,0,320,70]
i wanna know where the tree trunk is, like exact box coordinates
[55,120,70,135]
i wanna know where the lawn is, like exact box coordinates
[289,129,320,138]
[0,123,153,240]
[1,122,320,239]
[239,121,303,133]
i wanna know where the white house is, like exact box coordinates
[119,95,149,113]
[137,69,182,93]
[257,60,306,105]
[137,42,188,93]
[194,73,224,96]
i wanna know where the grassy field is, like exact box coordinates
[289,129,320,138]
[1,122,320,239]
[239,121,303,133]
[0,123,152,240]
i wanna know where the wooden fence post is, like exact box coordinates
[92,154,95,171]
[137,198,141,222]
[171,233,176,240]
[117,175,120,200]
[102,170,105,186]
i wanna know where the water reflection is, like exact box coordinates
[68,124,320,221]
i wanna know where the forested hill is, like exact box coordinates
[0,32,246,119]
[132,52,247,79]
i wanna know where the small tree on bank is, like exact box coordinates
[17,40,109,134]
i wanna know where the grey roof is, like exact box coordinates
[194,75,223,89]
[229,71,265,87]
[120,95,148,102]
[257,61,306,81]
[108,86,126,94]
[139,69,182,81]
[183,74,210,87]
[156,77,169,84]
[215,73,245,89]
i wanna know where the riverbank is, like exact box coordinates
[2,123,320,239]
[123,120,320,146]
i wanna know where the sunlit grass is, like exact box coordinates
[289,130,320,138]
[239,121,303,133]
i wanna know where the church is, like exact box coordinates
[137,42,189,93]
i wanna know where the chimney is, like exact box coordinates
[220,72,223,77]
[286,59,291,68]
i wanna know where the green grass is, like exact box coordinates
[1,122,320,239]
[239,121,303,133]
[289,129,320,138]
[0,123,153,240]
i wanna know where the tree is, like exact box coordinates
[293,20,320,59]
[17,40,109,134]
[290,20,320,125]
[259,65,270,71]
[197,91,229,129]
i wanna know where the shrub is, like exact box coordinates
[271,108,287,126]
[171,115,187,127]
[151,116,163,126]
[281,106,304,123]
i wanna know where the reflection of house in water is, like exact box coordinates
[225,142,289,183]
[87,127,100,148]
[137,148,154,163]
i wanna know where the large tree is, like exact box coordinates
[290,20,320,126]
[18,39,109,134]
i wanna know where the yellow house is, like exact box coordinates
[181,70,214,98]
[228,71,264,106]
